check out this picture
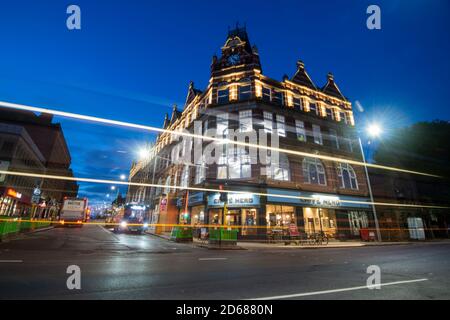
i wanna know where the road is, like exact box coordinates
[0,225,449,299]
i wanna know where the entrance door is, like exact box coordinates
[407,217,425,240]
[348,211,368,236]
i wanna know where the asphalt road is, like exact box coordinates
[0,225,449,300]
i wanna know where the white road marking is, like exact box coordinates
[249,278,429,300]
[198,258,228,261]
[0,260,23,263]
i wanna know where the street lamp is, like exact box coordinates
[111,186,116,191]
[120,174,126,181]
[358,124,382,242]
[367,123,382,138]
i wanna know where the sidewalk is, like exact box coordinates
[145,230,450,250]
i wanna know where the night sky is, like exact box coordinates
[0,0,449,204]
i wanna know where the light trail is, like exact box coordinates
[1,169,448,209]
[2,218,450,232]
[0,100,441,178]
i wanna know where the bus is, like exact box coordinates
[59,198,88,227]
[113,203,149,234]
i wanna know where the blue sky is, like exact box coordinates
[0,0,449,204]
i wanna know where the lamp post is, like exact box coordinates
[358,123,382,242]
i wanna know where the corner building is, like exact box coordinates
[128,27,374,241]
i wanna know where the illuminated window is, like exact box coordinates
[217,88,229,104]
[295,120,306,142]
[303,157,327,185]
[337,163,358,189]
[239,110,252,132]
[263,111,273,133]
[276,115,286,137]
[312,124,323,145]
[217,147,251,179]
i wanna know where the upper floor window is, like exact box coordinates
[180,165,190,189]
[326,108,334,120]
[337,163,358,189]
[217,88,229,104]
[272,90,283,106]
[329,128,339,149]
[155,177,163,196]
[339,111,347,123]
[295,120,306,142]
[195,157,206,184]
[266,152,290,181]
[239,83,252,100]
[342,137,354,152]
[293,97,302,111]
[239,110,252,132]
[164,176,171,194]
[217,147,251,179]
[276,115,286,137]
[216,113,228,137]
[263,111,273,133]
[312,124,323,145]
[302,157,327,185]
[262,87,271,102]
[309,103,318,115]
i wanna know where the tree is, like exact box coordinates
[373,120,450,205]
[374,120,450,178]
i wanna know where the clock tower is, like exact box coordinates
[210,24,262,77]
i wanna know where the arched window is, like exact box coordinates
[302,157,326,185]
[164,176,171,194]
[266,152,290,181]
[180,165,190,189]
[338,163,358,189]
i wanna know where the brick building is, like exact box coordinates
[128,27,375,240]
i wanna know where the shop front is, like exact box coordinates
[0,187,32,217]
[267,188,373,240]
[206,192,260,238]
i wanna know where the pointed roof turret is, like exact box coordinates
[321,72,347,101]
[170,104,182,124]
[185,81,203,106]
[163,112,169,129]
[291,60,317,90]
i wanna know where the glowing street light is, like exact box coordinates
[111,186,116,191]
[138,147,149,160]
[120,174,126,181]
[367,123,382,138]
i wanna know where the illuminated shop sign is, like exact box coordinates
[267,189,371,209]
[207,193,260,207]
[7,188,22,199]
